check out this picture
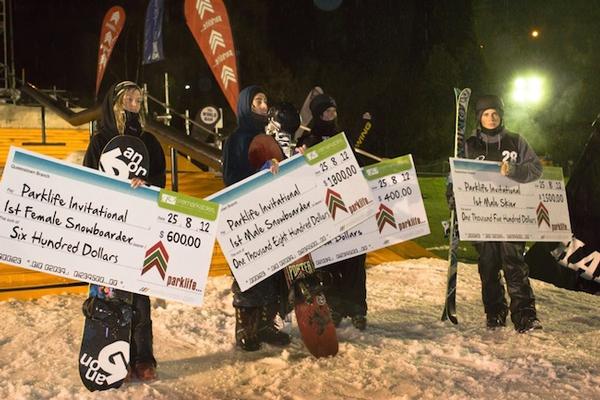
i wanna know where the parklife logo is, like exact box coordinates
[80,341,130,386]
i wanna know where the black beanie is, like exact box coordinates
[309,94,337,119]
[475,95,504,122]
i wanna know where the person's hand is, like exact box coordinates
[130,177,146,188]
[295,145,307,155]
[269,159,280,175]
[500,161,510,176]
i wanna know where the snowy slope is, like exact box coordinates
[0,258,599,400]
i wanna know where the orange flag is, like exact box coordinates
[95,6,126,96]
[184,0,239,113]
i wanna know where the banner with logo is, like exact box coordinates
[450,158,572,242]
[0,148,220,306]
[184,0,239,113]
[142,0,165,65]
[208,133,376,291]
[311,154,430,267]
[95,6,126,96]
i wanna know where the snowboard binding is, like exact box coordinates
[82,297,133,327]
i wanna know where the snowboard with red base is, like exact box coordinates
[78,135,149,391]
[284,254,339,358]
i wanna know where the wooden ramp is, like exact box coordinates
[0,128,435,301]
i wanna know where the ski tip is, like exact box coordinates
[441,309,459,325]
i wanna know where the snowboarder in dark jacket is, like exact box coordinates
[465,94,543,333]
[297,93,368,330]
[82,81,165,380]
[222,85,291,351]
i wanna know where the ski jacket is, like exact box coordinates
[83,83,166,188]
[465,127,542,183]
[296,118,339,148]
[222,85,268,186]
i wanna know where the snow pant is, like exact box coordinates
[130,294,156,367]
[232,272,286,344]
[474,241,536,326]
[231,272,281,308]
[320,254,367,317]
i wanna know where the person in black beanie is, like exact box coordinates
[82,81,164,380]
[222,85,292,351]
[297,93,369,330]
[465,94,543,333]
[297,93,338,147]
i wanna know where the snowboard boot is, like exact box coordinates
[134,361,157,381]
[258,304,291,346]
[330,310,343,327]
[515,316,543,333]
[486,309,507,330]
[82,297,132,327]
[351,314,367,331]
[235,307,261,351]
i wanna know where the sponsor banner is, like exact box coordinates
[208,133,375,291]
[311,154,430,267]
[184,0,239,113]
[0,147,220,306]
[142,0,165,65]
[95,6,126,96]
[450,158,572,242]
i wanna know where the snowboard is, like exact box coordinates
[294,86,324,140]
[441,88,471,324]
[79,135,150,391]
[284,254,339,358]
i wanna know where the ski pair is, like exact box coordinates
[441,88,471,324]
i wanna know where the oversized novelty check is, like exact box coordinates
[450,158,572,242]
[208,133,376,291]
[0,147,219,305]
[311,154,430,267]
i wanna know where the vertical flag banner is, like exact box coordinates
[184,0,240,113]
[143,0,165,65]
[95,6,126,96]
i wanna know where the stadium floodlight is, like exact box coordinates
[512,75,544,104]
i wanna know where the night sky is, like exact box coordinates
[11,0,600,168]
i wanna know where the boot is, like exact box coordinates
[330,310,343,327]
[486,309,508,330]
[134,361,157,381]
[235,307,261,351]
[515,316,543,333]
[351,314,367,331]
[258,304,291,346]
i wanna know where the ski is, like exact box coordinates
[441,87,471,324]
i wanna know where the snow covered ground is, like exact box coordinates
[1,258,599,400]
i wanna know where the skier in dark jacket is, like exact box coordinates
[465,94,543,333]
[82,81,165,380]
[222,85,291,351]
[297,94,368,330]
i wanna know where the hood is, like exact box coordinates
[97,83,120,140]
[236,85,267,132]
[97,81,142,140]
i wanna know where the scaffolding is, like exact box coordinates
[0,0,17,102]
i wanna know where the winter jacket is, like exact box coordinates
[296,118,339,149]
[83,83,166,188]
[222,85,268,186]
[464,127,542,183]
